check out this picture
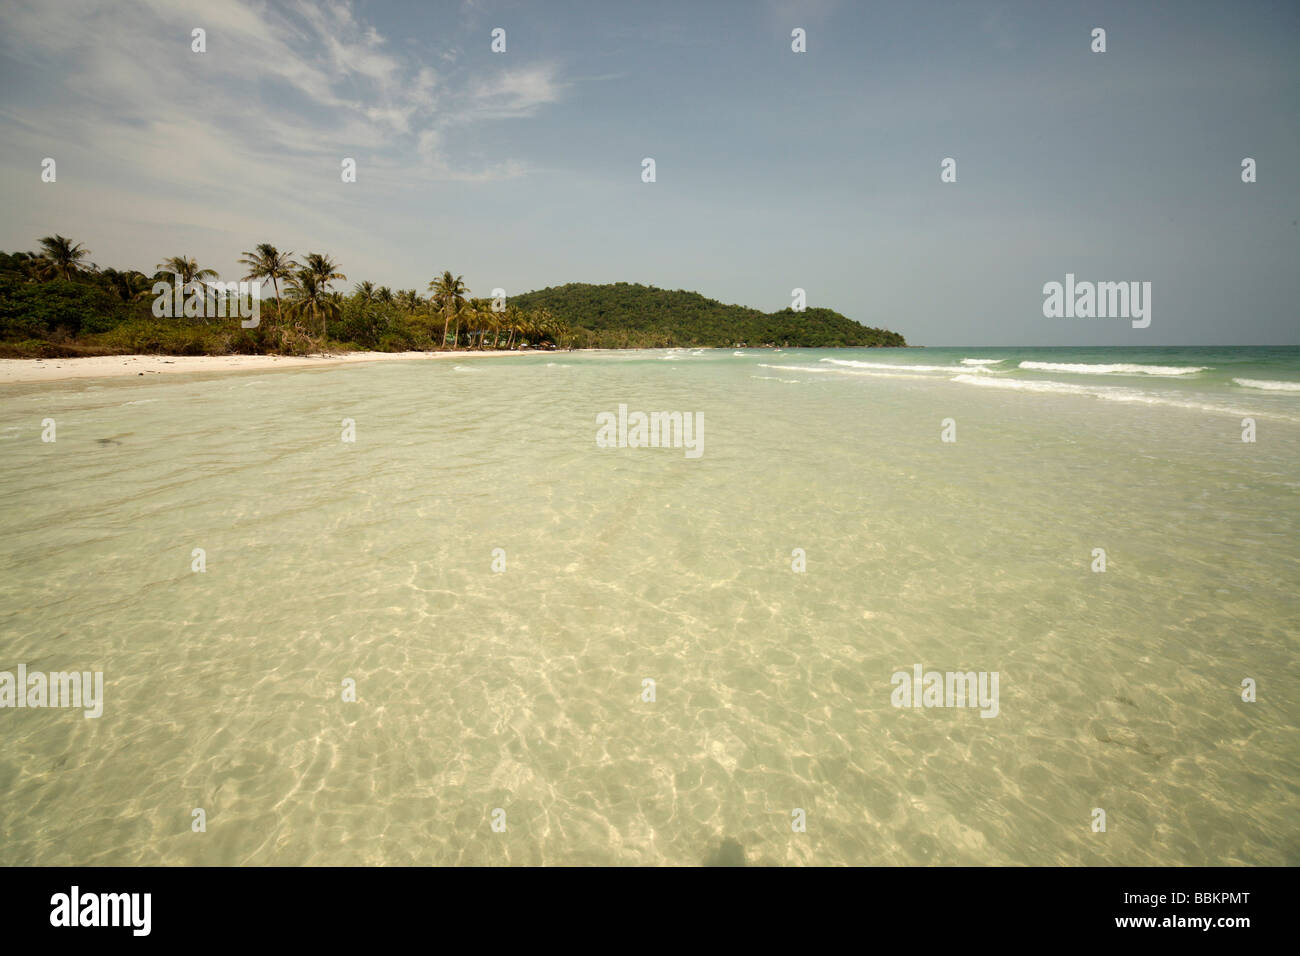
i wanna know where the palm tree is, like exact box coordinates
[154,256,219,320]
[535,308,567,348]
[303,253,345,286]
[503,305,523,349]
[493,305,514,349]
[459,297,487,349]
[238,243,296,306]
[155,255,218,287]
[475,299,499,349]
[376,286,394,304]
[427,271,468,348]
[285,269,341,340]
[100,268,152,302]
[397,289,421,313]
[36,235,94,280]
[516,311,540,348]
[298,254,346,338]
[8,251,43,282]
[353,280,377,304]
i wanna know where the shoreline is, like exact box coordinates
[0,349,533,385]
[0,345,905,385]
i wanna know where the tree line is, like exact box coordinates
[0,236,906,358]
[0,235,569,358]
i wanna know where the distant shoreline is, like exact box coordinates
[0,345,939,385]
[0,350,532,385]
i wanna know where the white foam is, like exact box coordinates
[1233,378,1300,392]
[758,364,834,374]
[820,358,974,373]
[960,358,1003,366]
[953,375,1103,396]
[1019,361,1207,376]
[951,373,1275,418]
[762,363,947,382]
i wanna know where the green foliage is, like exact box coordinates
[0,252,38,278]
[0,241,904,355]
[336,295,388,347]
[509,283,905,348]
[0,276,129,339]
[93,317,221,355]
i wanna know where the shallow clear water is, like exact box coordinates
[1,347,1297,865]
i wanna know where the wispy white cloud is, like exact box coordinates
[467,65,564,120]
[1,0,563,183]
[0,0,565,278]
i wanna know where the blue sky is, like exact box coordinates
[1,0,1296,344]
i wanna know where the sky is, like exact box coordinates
[0,0,1296,345]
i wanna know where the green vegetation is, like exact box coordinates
[0,237,569,358]
[0,238,905,358]
[511,282,905,348]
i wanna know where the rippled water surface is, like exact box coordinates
[1,348,1297,865]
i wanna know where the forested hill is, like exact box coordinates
[510,282,906,348]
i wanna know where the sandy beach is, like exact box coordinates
[0,349,531,385]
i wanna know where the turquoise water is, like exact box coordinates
[759,345,1300,422]
[0,346,1297,865]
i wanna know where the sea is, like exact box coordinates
[1,345,1296,865]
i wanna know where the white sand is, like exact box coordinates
[0,350,531,385]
